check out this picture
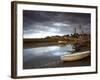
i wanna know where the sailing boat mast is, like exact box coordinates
[79,24,84,34]
[74,27,77,34]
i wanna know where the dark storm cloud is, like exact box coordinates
[23,10,91,38]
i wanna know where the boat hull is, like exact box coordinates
[61,51,90,61]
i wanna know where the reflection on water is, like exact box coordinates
[23,43,90,69]
[23,44,73,68]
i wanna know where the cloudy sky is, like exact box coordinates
[23,10,91,38]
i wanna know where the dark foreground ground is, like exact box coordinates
[23,56,90,69]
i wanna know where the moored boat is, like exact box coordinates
[61,51,90,61]
[58,41,67,44]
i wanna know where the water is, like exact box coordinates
[23,44,72,68]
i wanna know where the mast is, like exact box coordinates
[74,27,77,34]
[79,24,84,34]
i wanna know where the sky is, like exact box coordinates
[23,10,91,38]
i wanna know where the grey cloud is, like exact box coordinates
[23,10,91,38]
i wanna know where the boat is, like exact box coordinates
[60,25,90,61]
[61,51,90,61]
[58,41,67,44]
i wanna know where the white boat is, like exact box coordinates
[58,41,67,44]
[61,51,90,61]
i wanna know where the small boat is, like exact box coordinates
[58,41,67,44]
[61,51,90,61]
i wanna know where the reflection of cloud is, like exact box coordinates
[23,10,91,38]
[24,46,60,56]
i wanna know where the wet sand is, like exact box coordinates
[23,56,90,69]
[23,43,90,69]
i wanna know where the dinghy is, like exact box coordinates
[61,51,90,61]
